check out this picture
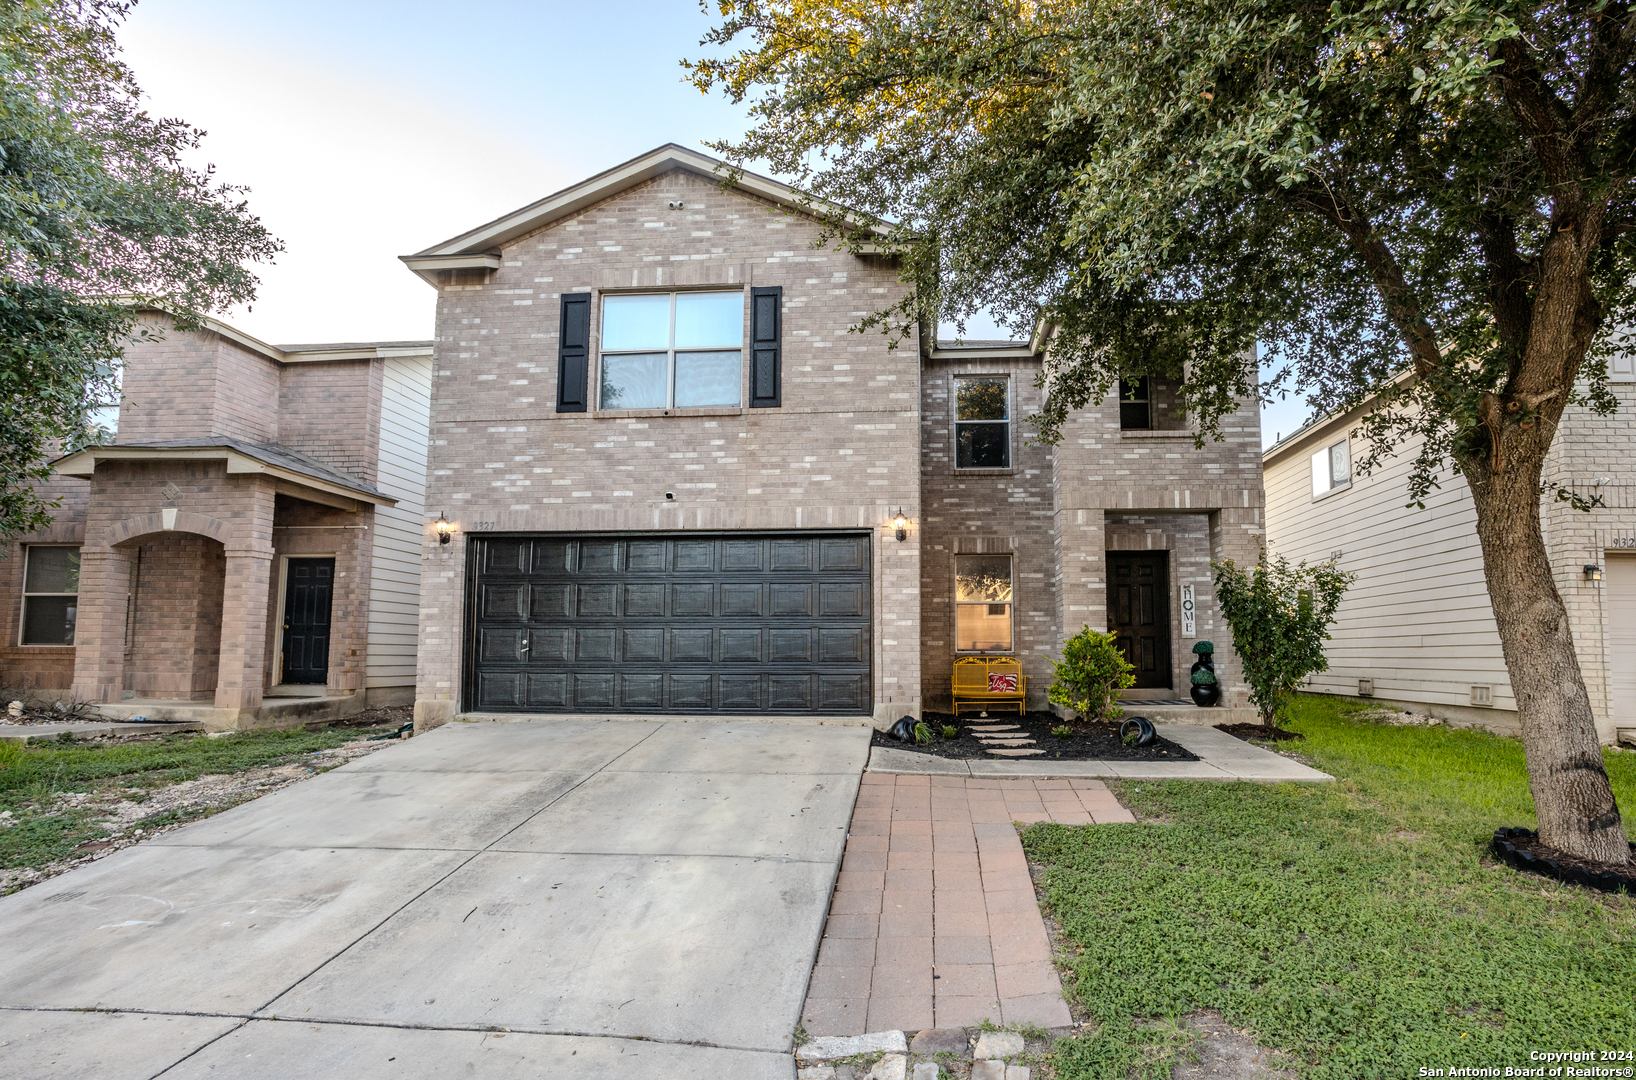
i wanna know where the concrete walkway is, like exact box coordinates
[868,724,1333,781]
[0,717,872,1079]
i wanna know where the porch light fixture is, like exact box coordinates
[435,512,454,546]
[1585,563,1603,582]
[893,508,908,542]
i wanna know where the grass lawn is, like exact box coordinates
[0,725,388,875]
[1023,695,1636,1079]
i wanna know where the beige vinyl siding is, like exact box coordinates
[1263,418,1515,712]
[367,355,432,688]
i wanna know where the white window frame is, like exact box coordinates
[20,544,79,646]
[597,289,745,411]
[952,374,1012,470]
[1311,438,1351,500]
[954,553,1015,653]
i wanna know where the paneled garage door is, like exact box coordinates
[466,532,872,714]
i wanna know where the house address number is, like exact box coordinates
[1612,537,1636,548]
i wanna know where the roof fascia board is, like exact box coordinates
[137,306,428,365]
[406,144,890,264]
[51,446,395,506]
[928,346,1038,360]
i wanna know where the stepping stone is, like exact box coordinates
[989,748,1046,757]
[976,737,1035,746]
[967,725,1021,732]
[975,1031,1026,1060]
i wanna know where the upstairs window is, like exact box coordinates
[955,376,1010,468]
[1311,438,1351,498]
[1119,377,1151,429]
[956,554,1013,651]
[600,291,743,410]
[21,546,78,645]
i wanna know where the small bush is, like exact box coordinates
[913,721,934,745]
[1048,625,1135,722]
[1051,724,1073,739]
[941,724,958,739]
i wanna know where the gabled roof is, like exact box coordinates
[54,438,394,507]
[400,143,892,285]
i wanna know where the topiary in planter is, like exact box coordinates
[1190,640,1220,707]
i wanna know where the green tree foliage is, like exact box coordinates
[691,0,1636,861]
[1213,555,1354,730]
[0,0,279,541]
[1048,625,1135,722]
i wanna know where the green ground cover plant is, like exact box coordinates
[1024,695,1636,1079]
[0,726,382,872]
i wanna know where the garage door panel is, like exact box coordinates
[722,583,763,616]
[672,628,714,662]
[577,584,617,616]
[572,674,616,710]
[721,629,763,662]
[624,583,665,616]
[469,532,870,715]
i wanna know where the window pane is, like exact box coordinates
[600,352,668,409]
[674,350,741,407]
[674,292,743,349]
[955,377,1008,420]
[957,603,1012,651]
[1311,449,1328,497]
[601,294,671,351]
[956,555,1012,602]
[25,547,79,594]
[956,422,1010,468]
[22,595,76,645]
[1329,441,1350,485]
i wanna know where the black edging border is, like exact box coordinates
[1491,827,1636,894]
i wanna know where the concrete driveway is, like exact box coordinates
[0,718,872,1078]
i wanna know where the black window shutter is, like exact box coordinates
[749,286,782,408]
[556,292,591,412]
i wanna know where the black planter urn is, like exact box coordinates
[1189,641,1220,707]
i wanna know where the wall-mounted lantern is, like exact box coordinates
[893,508,908,542]
[1585,563,1603,582]
[436,512,454,546]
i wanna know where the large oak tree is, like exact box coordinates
[0,0,279,541]
[690,0,1636,862]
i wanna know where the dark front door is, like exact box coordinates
[467,532,872,715]
[1108,551,1171,688]
[281,558,334,685]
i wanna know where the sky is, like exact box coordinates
[116,0,1310,448]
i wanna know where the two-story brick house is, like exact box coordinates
[407,145,1265,731]
[0,315,433,729]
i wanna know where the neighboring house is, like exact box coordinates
[405,145,1266,730]
[1262,369,1636,746]
[0,313,434,729]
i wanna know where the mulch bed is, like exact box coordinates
[1491,827,1636,894]
[872,710,1198,761]
[1215,722,1305,742]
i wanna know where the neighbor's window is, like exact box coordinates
[955,376,1010,468]
[1311,438,1350,498]
[21,546,79,645]
[1119,377,1151,429]
[600,290,743,410]
[956,554,1013,651]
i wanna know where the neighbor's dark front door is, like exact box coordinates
[1107,551,1171,688]
[281,558,334,685]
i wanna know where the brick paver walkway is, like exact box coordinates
[800,774,1135,1036]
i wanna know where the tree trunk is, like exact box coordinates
[1467,451,1630,865]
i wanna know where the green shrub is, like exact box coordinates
[1051,724,1074,739]
[1048,625,1135,722]
[941,724,958,739]
[913,721,934,745]
[1190,669,1217,685]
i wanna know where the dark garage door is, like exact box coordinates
[467,532,872,714]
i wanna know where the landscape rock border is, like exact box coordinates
[1491,827,1636,894]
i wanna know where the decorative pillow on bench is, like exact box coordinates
[988,672,1019,693]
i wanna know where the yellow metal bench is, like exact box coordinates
[952,656,1028,716]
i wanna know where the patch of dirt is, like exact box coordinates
[0,729,401,895]
[1214,723,1304,742]
[1491,827,1636,894]
[874,711,1198,761]
[1356,706,1442,727]
[1172,1010,1297,1079]
[0,692,111,726]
